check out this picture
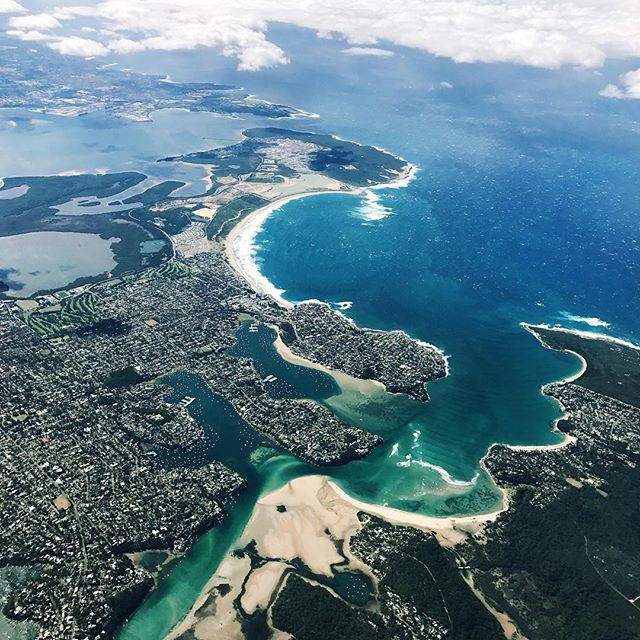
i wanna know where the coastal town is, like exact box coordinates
[1,40,638,638]
[0,243,450,637]
[283,302,446,402]
[0,120,450,638]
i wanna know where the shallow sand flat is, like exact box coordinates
[245,474,502,571]
[240,561,289,615]
[166,555,250,640]
[242,475,362,576]
[165,474,511,639]
[165,476,364,639]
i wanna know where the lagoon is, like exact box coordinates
[0,231,118,297]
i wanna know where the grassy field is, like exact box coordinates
[205,194,268,241]
[21,261,190,337]
[120,259,191,284]
[22,291,100,337]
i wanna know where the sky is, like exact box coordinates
[1,0,640,98]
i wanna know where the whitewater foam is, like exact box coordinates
[355,189,394,221]
[560,311,611,328]
[397,454,479,487]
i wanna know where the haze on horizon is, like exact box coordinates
[1,0,640,98]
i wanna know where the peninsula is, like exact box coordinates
[0,128,445,639]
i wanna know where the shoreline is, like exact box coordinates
[271,321,451,401]
[371,161,418,190]
[284,298,451,378]
[500,322,591,453]
[271,326,387,396]
[154,161,627,638]
[225,187,354,309]
[326,475,507,536]
[523,321,640,352]
[223,159,417,309]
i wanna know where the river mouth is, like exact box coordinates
[118,318,515,639]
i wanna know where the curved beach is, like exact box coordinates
[223,160,417,307]
[225,189,349,309]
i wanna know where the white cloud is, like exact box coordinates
[600,68,640,99]
[6,28,54,41]
[48,36,109,57]
[439,81,454,89]
[108,37,146,54]
[342,46,395,57]
[9,13,60,31]
[6,0,640,71]
[0,0,25,13]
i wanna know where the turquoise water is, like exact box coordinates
[116,37,629,633]
[121,326,343,639]
[120,317,561,638]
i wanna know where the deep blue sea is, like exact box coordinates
[240,28,640,501]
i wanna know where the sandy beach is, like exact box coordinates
[244,475,363,575]
[271,327,387,395]
[522,322,588,383]
[328,468,509,548]
[181,160,611,637]
[223,161,417,308]
[165,472,498,639]
[224,183,351,308]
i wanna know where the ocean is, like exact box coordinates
[231,26,640,508]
